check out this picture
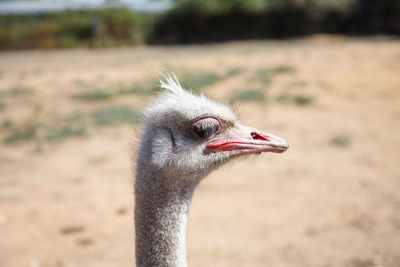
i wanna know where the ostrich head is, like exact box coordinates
[136,75,288,187]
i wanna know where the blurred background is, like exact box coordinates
[0,1,399,267]
[1,0,400,49]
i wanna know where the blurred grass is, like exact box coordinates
[180,72,222,93]
[117,80,159,96]
[72,79,159,101]
[0,99,5,111]
[0,65,307,146]
[1,119,12,129]
[286,80,307,89]
[331,135,351,147]
[2,85,34,96]
[71,68,246,101]
[254,68,272,84]
[230,89,266,103]
[3,123,39,144]
[277,93,314,106]
[252,65,296,85]
[2,104,142,144]
[46,123,89,141]
[270,65,297,74]
[91,106,142,125]
[225,67,245,78]
[276,93,290,103]
[294,95,314,105]
[72,89,114,101]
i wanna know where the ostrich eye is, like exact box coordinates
[191,117,221,139]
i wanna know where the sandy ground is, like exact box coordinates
[0,37,399,267]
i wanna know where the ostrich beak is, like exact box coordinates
[206,124,288,155]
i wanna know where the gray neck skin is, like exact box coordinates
[135,168,201,267]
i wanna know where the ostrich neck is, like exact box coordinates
[135,170,199,267]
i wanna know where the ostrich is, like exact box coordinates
[134,74,288,267]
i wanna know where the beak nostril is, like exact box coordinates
[251,131,271,141]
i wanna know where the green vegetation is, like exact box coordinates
[72,89,114,101]
[46,124,89,141]
[1,119,12,129]
[286,80,307,89]
[152,0,393,44]
[178,68,247,93]
[230,89,266,103]
[0,8,158,50]
[270,65,296,74]
[254,68,272,84]
[252,65,296,85]
[293,95,314,105]
[277,93,314,106]
[276,93,290,103]
[172,0,269,15]
[0,99,5,111]
[331,135,351,147]
[3,85,34,96]
[225,67,245,78]
[63,111,87,124]
[33,103,43,116]
[1,1,398,49]
[117,68,245,96]
[3,123,39,144]
[71,81,158,101]
[118,80,159,96]
[180,72,222,93]
[170,0,353,14]
[70,69,244,100]
[117,87,158,96]
[2,104,143,144]
[91,106,142,126]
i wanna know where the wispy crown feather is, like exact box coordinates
[148,73,236,123]
[159,73,185,94]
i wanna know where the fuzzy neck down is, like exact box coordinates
[135,168,202,267]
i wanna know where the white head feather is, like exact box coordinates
[146,74,236,123]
